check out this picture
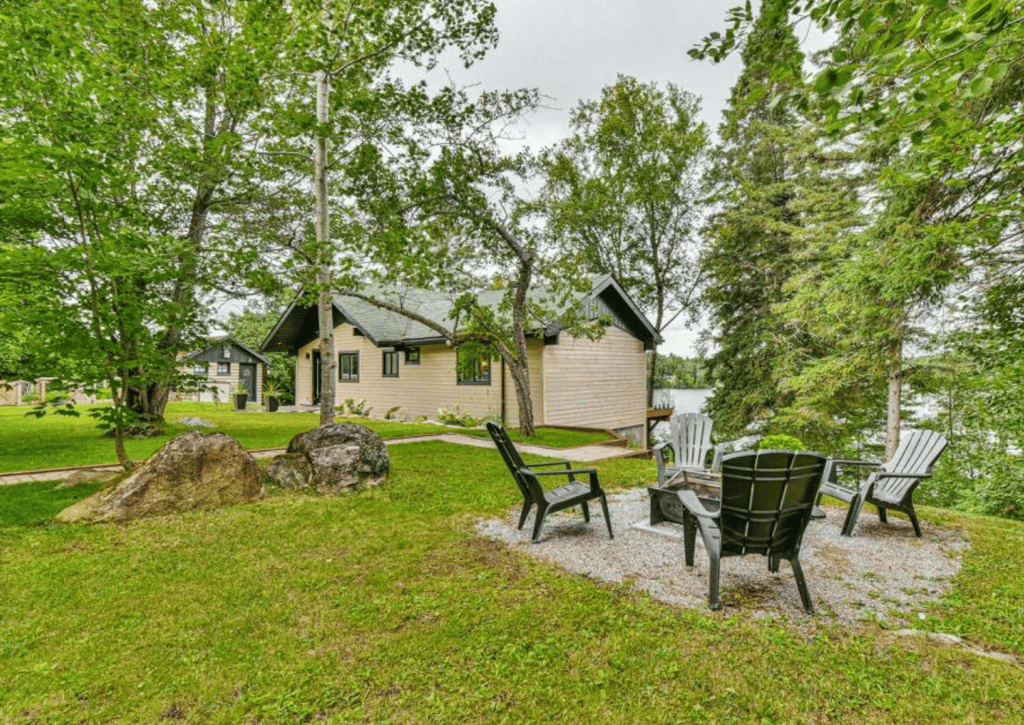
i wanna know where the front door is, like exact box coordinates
[239,363,257,400]
[312,351,321,404]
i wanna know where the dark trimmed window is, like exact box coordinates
[404,347,421,365]
[339,352,359,382]
[217,362,230,375]
[193,362,208,376]
[382,351,399,378]
[456,349,491,385]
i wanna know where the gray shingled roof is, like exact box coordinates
[261,275,661,353]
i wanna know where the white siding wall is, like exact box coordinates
[295,324,544,426]
[542,326,646,437]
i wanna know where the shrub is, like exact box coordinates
[436,404,480,427]
[384,406,402,420]
[757,434,806,451]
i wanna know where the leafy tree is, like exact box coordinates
[273,0,501,424]
[696,1,1022,458]
[332,85,605,436]
[698,0,808,441]
[0,0,305,442]
[540,76,709,404]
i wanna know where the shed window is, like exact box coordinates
[217,362,231,375]
[339,352,359,382]
[382,351,399,378]
[456,349,491,385]
[404,347,421,365]
[193,362,208,376]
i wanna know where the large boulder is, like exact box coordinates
[267,423,388,494]
[56,431,265,524]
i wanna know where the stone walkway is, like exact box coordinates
[0,433,644,487]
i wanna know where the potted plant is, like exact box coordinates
[262,380,279,412]
[234,380,248,411]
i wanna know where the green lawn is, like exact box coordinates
[1,444,1022,723]
[0,403,610,473]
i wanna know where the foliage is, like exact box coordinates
[435,404,483,428]
[540,76,709,400]
[384,405,402,421]
[653,354,710,389]
[756,434,806,451]
[699,0,809,442]
[2,445,1023,722]
[340,398,372,417]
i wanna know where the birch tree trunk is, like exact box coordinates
[314,70,336,425]
[885,329,902,460]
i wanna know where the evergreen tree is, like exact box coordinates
[699,0,806,439]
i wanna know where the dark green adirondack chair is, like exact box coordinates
[676,449,831,613]
[487,422,614,544]
[652,413,719,485]
[818,429,948,537]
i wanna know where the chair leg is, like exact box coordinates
[517,498,533,531]
[877,507,888,523]
[707,547,721,611]
[599,493,614,539]
[683,514,696,566]
[841,493,865,537]
[789,556,814,614]
[580,500,591,523]
[907,504,922,537]
[531,503,549,543]
[768,554,780,573]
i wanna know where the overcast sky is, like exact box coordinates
[431,0,753,358]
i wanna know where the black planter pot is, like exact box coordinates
[267,396,279,412]
[234,393,248,410]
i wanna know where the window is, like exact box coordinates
[456,349,491,385]
[404,347,421,365]
[217,362,230,375]
[339,351,359,382]
[193,362,208,376]
[382,351,399,378]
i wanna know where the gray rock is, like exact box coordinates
[267,423,388,494]
[176,417,218,428]
[266,453,313,491]
[56,431,265,523]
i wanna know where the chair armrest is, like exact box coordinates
[529,467,598,478]
[873,471,932,480]
[675,489,718,519]
[527,467,601,494]
[653,442,675,483]
[525,460,572,469]
[833,458,882,468]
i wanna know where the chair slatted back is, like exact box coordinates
[670,413,714,470]
[486,422,543,502]
[717,450,829,558]
[873,429,948,502]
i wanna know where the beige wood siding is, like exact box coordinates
[295,325,544,425]
[542,326,646,433]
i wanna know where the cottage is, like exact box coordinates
[180,337,269,404]
[262,276,661,445]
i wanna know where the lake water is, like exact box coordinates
[655,388,713,415]
[651,388,713,443]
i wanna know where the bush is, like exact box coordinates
[436,404,480,427]
[757,434,806,451]
[384,406,401,420]
[338,398,372,417]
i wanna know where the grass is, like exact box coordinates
[0,402,611,473]
[1,444,1023,723]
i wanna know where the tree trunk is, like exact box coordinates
[885,332,902,460]
[505,352,535,437]
[647,346,658,407]
[315,69,335,425]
